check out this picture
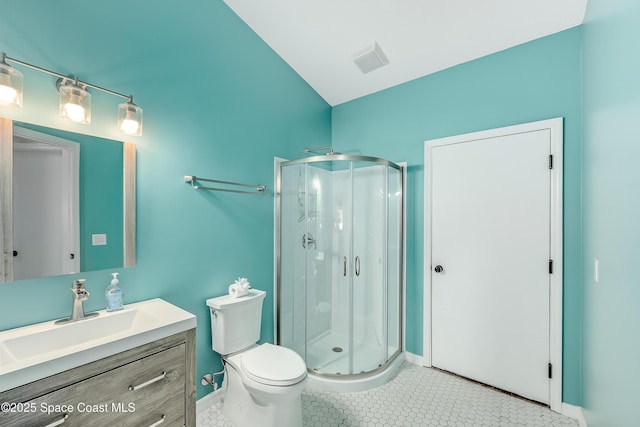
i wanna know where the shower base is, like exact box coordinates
[302,330,405,393]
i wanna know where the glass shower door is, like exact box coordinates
[279,164,307,359]
[352,161,388,373]
[303,160,353,374]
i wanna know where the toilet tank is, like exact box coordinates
[206,289,266,355]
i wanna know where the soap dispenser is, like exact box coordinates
[105,272,124,312]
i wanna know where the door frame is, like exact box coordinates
[423,118,563,412]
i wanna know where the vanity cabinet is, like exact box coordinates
[0,329,196,427]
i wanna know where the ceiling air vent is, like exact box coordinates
[352,42,389,74]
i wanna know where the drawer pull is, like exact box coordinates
[45,414,69,427]
[148,414,166,427]
[128,371,167,391]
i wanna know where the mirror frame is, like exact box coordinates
[0,117,136,283]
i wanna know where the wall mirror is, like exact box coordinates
[0,117,136,283]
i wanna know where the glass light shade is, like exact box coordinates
[118,101,143,136]
[59,83,91,123]
[0,62,23,107]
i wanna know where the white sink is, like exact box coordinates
[0,298,196,392]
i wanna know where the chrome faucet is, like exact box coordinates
[55,279,99,324]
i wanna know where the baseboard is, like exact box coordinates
[404,351,424,366]
[561,403,588,427]
[196,388,225,415]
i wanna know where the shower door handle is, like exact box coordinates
[343,256,347,276]
[355,256,361,277]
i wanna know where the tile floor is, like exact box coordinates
[196,362,579,427]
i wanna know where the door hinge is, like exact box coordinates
[549,154,553,169]
[549,259,553,274]
[548,363,553,379]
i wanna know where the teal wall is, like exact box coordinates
[332,28,583,405]
[582,0,640,425]
[0,0,331,400]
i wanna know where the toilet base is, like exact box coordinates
[222,363,304,427]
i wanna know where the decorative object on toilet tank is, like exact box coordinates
[228,277,251,298]
[0,51,143,136]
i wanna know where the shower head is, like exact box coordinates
[303,145,341,155]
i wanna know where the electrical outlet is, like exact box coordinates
[91,233,107,246]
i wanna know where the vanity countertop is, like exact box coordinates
[0,298,196,393]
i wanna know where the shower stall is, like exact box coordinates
[276,153,404,391]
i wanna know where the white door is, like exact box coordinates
[12,132,79,280]
[428,125,557,405]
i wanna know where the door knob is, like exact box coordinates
[434,265,444,273]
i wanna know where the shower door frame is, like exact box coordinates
[274,154,405,380]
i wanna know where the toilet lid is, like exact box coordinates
[241,344,307,386]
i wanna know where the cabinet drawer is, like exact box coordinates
[1,344,186,427]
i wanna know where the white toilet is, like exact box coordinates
[206,289,307,427]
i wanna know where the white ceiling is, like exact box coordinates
[223,0,587,106]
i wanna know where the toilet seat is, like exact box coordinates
[240,343,307,386]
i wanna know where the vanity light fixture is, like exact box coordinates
[0,53,23,107]
[0,52,143,136]
[58,77,91,124]
[118,98,143,136]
